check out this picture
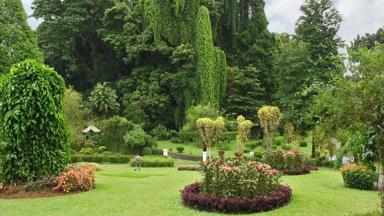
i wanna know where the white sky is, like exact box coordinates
[22,0,384,42]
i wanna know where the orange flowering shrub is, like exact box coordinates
[53,163,96,193]
[340,163,378,190]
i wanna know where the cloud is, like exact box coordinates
[21,0,41,30]
[265,0,304,34]
[265,0,384,43]
[336,0,384,43]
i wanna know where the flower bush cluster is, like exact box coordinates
[53,163,96,193]
[264,150,311,175]
[340,163,379,190]
[200,158,282,198]
[181,183,292,214]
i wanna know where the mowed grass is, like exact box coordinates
[0,165,379,216]
[157,140,313,157]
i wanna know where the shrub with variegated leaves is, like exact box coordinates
[200,157,281,198]
[257,106,282,150]
[236,115,253,156]
[196,117,225,159]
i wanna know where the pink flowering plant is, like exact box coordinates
[265,150,307,172]
[200,158,281,198]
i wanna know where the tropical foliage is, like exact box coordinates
[0,60,69,183]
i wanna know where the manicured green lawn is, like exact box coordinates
[0,165,379,216]
[158,140,313,157]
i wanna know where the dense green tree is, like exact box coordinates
[350,27,384,50]
[209,0,275,100]
[0,60,69,183]
[33,0,125,91]
[225,66,265,123]
[89,83,120,119]
[295,0,343,81]
[102,116,133,154]
[64,88,87,150]
[0,0,42,73]
[273,34,312,128]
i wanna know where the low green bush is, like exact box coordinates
[341,163,379,190]
[70,155,82,163]
[221,131,237,141]
[80,148,95,155]
[170,137,183,143]
[178,131,200,142]
[300,141,308,147]
[70,154,130,164]
[176,147,185,153]
[130,156,174,167]
[109,155,130,163]
[97,146,107,153]
[142,147,153,156]
[152,148,163,155]
[281,143,294,150]
[245,140,263,149]
[253,148,264,161]
[274,136,286,146]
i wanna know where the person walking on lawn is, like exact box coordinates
[134,154,142,171]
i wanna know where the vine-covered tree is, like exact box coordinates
[0,0,42,73]
[0,60,69,183]
[195,6,227,107]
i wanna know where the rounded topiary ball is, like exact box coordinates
[0,60,69,183]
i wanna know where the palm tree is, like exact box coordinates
[89,82,119,119]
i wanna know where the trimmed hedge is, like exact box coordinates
[178,167,200,171]
[130,156,174,167]
[70,154,130,164]
[181,183,292,214]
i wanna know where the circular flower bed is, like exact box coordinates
[180,158,292,213]
[181,183,292,213]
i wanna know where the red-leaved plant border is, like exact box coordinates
[282,167,311,175]
[181,183,292,214]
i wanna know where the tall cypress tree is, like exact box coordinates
[0,0,42,73]
[195,6,227,108]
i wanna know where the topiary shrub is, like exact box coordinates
[176,147,185,153]
[0,60,69,183]
[340,163,379,190]
[257,106,282,150]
